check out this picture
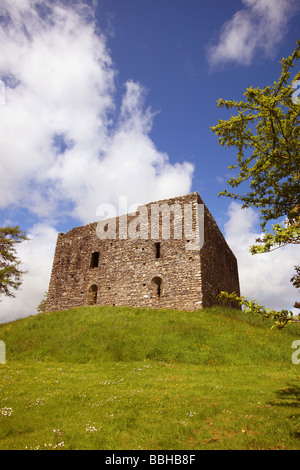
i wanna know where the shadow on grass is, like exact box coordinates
[275,385,300,408]
[275,385,300,440]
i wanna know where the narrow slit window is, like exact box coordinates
[90,251,99,268]
[155,242,161,259]
[157,282,161,298]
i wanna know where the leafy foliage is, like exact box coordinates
[36,292,48,314]
[211,42,300,316]
[218,291,299,330]
[211,40,300,235]
[0,226,28,299]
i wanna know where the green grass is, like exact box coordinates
[0,305,299,450]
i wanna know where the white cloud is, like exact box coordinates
[225,202,299,311]
[207,0,299,67]
[0,0,194,322]
[0,0,193,224]
[0,224,58,324]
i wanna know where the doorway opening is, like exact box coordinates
[151,276,162,298]
[88,284,98,305]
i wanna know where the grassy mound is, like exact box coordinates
[0,305,299,450]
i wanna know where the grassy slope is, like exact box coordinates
[0,305,299,450]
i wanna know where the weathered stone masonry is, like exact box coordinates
[46,192,240,312]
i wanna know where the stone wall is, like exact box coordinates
[200,202,240,307]
[46,192,240,312]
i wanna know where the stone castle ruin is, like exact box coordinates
[46,192,240,312]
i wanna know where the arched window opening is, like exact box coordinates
[151,276,162,299]
[88,284,98,305]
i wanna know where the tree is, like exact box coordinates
[217,291,298,330]
[37,292,48,314]
[0,226,28,299]
[211,41,300,327]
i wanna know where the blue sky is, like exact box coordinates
[98,0,300,224]
[0,0,299,322]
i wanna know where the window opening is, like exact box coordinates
[90,251,99,268]
[155,242,161,259]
